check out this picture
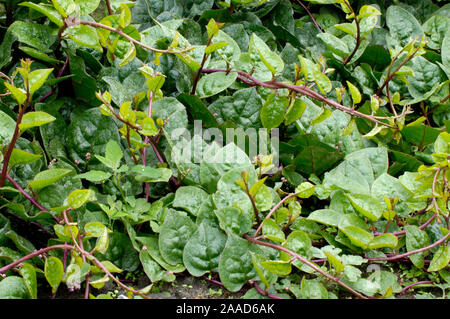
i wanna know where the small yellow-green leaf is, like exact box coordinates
[67,189,96,209]
[44,256,64,293]
[260,260,292,275]
[4,82,27,105]
[323,251,344,273]
[295,182,315,198]
[19,111,56,131]
[346,81,361,104]
[28,168,72,191]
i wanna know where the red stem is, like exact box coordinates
[5,173,60,223]
[0,244,74,274]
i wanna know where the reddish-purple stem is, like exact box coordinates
[0,244,73,274]
[251,281,284,299]
[400,281,434,295]
[6,173,60,223]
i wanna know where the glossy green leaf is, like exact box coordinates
[405,225,429,268]
[183,221,227,276]
[345,193,383,222]
[262,219,285,242]
[218,233,256,292]
[159,210,197,265]
[19,111,56,131]
[215,207,252,236]
[44,257,64,293]
[428,246,450,272]
[260,93,289,129]
[0,276,30,299]
[67,189,96,209]
[386,6,424,46]
[368,234,398,250]
[19,264,37,299]
[196,71,238,98]
[173,186,209,216]
[67,25,103,52]
[260,260,292,275]
[28,168,73,191]
[340,226,374,249]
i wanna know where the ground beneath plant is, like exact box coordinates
[39,274,246,299]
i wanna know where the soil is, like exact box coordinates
[39,274,246,299]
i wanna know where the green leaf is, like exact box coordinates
[249,33,284,75]
[28,168,73,192]
[215,207,252,236]
[44,257,64,293]
[295,182,315,198]
[218,233,256,292]
[307,209,344,227]
[260,260,292,275]
[260,93,289,129]
[173,186,209,216]
[443,30,450,70]
[4,83,27,105]
[75,170,112,183]
[196,71,238,98]
[310,108,332,126]
[340,226,374,249]
[405,225,429,268]
[9,21,57,52]
[8,148,42,169]
[19,111,56,131]
[346,81,361,105]
[159,210,197,265]
[19,264,37,299]
[386,6,424,46]
[67,189,96,209]
[19,2,64,27]
[428,246,450,272]
[250,252,277,287]
[0,276,30,299]
[317,32,349,58]
[207,87,263,130]
[28,69,54,96]
[323,251,344,273]
[285,98,306,126]
[262,219,285,243]
[368,234,398,250]
[284,230,311,257]
[66,25,103,52]
[94,227,110,254]
[345,193,383,222]
[183,221,227,276]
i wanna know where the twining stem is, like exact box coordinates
[376,45,421,96]
[191,36,213,95]
[72,19,192,55]
[105,0,114,15]
[5,173,61,223]
[294,0,323,33]
[342,1,361,66]
[250,280,284,299]
[39,56,69,103]
[0,91,30,187]
[0,244,74,274]
[253,193,297,238]
[142,91,154,201]
[400,281,434,295]
[244,235,369,299]
[366,232,450,262]
[202,68,396,129]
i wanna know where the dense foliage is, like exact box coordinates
[0,0,449,299]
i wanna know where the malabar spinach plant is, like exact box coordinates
[0,0,449,299]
